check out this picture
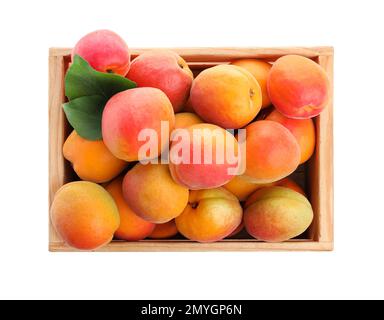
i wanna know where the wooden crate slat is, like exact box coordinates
[50,47,333,61]
[50,240,333,252]
[48,54,66,244]
[316,54,334,244]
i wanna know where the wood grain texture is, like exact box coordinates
[48,47,334,252]
[50,46,333,61]
[308,53,334,245]
[48,53,70,245]
[50,240,333,252]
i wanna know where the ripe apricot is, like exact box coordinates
[63,130,127,183]
[244,186,313,242]
[268,55,330,119]
[190,65,262,128]
[50,181,119,250]
[106,177,155,241]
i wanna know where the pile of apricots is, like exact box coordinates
[50,30,330,250]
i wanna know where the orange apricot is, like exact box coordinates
[266,109,315,164]
[106,177,155,241]
[63,130,127,183]
[50,181,119,250]
[231,59,272,108]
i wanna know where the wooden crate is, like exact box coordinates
[49,47,334,252]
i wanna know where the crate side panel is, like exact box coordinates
[308,53,334,243]
[48,54,68,243]
[50,240,333,252]
[50,47,333,62]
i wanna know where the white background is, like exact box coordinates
[0,0,383,300]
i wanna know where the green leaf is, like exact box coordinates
[63,95,107,140]
[62,55,137,140]
[65,55,136,100]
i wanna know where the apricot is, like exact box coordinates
[50,181,119,250]
[148,220,178,239]
[106,177,155,241]
[245,177,305,208]
[231,59,272,108]
[176,188,243,243]
[266,109,315,164]
[127,50,193,112]
[102,87,175,161]
[223,175,271,201]
[174,112,203,129]
[267,55,330,119]
[244,186,313,242]
[122,163,189,223]
[190,65,262,129]
[63,130,127,183]
[169,123,239,190]
[72,29,130,76]
[277,177,306,196]
[243,120,300,183]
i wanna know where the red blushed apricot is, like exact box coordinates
[267,55,330,119]
[148,220,178,239]
[244,186,313,242]
[127,50,193,112]
[243,120,300,184]
[190,65,262,129]
[231,59,272,108]
[123,163,189,224]
[50,181,120,250]
[72,30,130,76]
[176,188,243,243]
[102,87,175,161]
[266,109,315,164]
[106,177,155,241]
[169,124,239,190]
